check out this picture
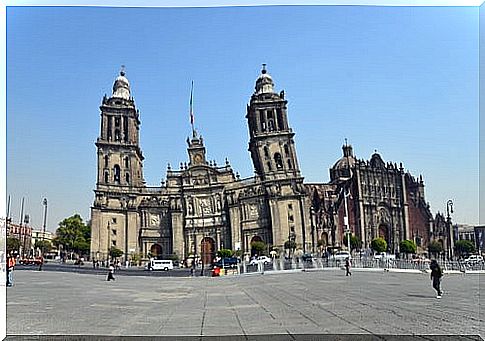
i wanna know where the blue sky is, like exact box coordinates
[6,5,479,231]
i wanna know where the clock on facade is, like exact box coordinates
[194,153,203,164]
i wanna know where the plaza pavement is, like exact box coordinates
[5,268,484,339]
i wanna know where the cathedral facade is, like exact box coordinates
[90,66,447,264]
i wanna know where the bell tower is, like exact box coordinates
[247,64,301,181]
[246,65,309,252]
[95,67,145,189]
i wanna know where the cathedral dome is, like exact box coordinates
[112,69,131,100]
[254,64,275,94]
[332,144,356,170]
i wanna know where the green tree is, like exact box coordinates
[428,240,443,257]
[217,248,234,258]
[284,240,297,250]
[454,240,475,257]
[343,234,362,251]
[110,247,123,259]
[399,240,417,258]
[371,238,387,253]
[251,241,267,255]
[6,237,20,254]
[34,240,52,253]
[52,214,90,256]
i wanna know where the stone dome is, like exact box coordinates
[332,144,356,170]
[112,70,131,100]
[254,64,275,95]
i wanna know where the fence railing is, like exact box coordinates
[236,258,485,275]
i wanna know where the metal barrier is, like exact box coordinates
[238,258,485,274]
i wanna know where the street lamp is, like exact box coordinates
[106,221,111,265]
[343,187,352,254]
[310,206,316,254]
[41,198,48,252]
[120,196,129,265]
[446,199,454,260]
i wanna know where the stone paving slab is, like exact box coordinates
[5,269,484,339]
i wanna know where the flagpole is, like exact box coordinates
[190,81,195,138]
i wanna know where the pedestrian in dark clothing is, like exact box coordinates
[345,257,352,276]
[430,259,443,298]
[107,265,115,281]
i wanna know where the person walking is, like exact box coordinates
[6,253,16,287]
[345,257,352,276]
[430,259,443,298]
[107,264,115,281]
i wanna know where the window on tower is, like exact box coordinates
[104,155,109,167]
[114,165,121,184]
[124,157,129,168]
[287,159,292,169]
[274,153,283,169]
[277,108,284,130]
[115,117,120,127]
[259,111,266,132]
[284,144,289,156]
[267,162,272,171]
[104,171,109,183]
[126,173,130,184]
[264,146,269,159]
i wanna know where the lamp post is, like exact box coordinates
[446,199,454,260]
[121,196,129,264]
[106,221,111,265]
[343,188,352,254]
[310,206,316,254]
[41,198,47,253]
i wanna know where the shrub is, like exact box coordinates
[371,238,387,253]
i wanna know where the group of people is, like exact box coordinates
[343,257,444,299]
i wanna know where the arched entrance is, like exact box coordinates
[250,236,264,256]
[200,237,215,265]
[150,244,162,259]
[378,224,389,246]
[319,232,328,255]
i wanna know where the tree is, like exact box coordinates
[7,237,20,254]
[343,234,362,251]
[371,238,387,253]
[399,240,417,258]
[109,247,123,259]
[217,248,234,258]
[428,240,443,257]
[454,240,475,257]
[34,240,52,253]
[52,214,90,256]
[284,240,297,250]
[251,241,266,255]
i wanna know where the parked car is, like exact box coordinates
[464,255,484,264]
[145,259,174,271]
[249,256,272,265]
[301,253,315,262]
[330,251,351,261]
[213,257,240,269]
[374,253,396,261]
[19,258,43,265]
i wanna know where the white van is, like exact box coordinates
[147,259,174,271]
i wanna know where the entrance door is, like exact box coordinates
[150,244,162,259]
[200,237,215,265]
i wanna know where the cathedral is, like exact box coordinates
[90,65,450,264]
